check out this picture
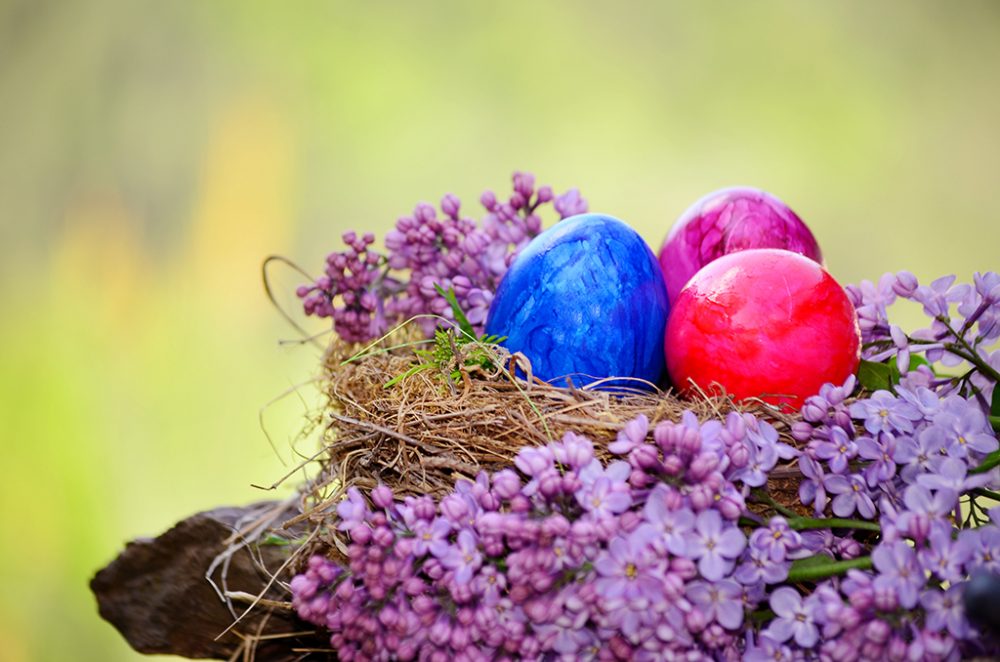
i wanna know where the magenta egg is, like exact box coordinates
[659,187,823,303]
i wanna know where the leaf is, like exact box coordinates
[970,449,1000,475]
[383,363,433,388]
[434,284,476,341]
[992,385,1000,419]
[858,359,892,392]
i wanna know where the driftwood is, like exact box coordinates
[91,502,333,661]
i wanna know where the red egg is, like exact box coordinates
[664,249,860,411]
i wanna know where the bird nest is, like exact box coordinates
[287,329,807,554]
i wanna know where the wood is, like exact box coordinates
[90,502,333,660]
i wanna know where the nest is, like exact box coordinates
[297,331,803,515]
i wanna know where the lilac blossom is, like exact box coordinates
[872,541,924,609]
[687,509,746,581]
[686,579,744,630]
[764,587,819,648]
[826,473,876,518]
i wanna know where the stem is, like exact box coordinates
[787,555,873,583]
[938,316,1000,383]
[751,489,799,519]
[787,517,881,533]
[973,487,1000,502]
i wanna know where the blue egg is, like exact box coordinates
[485,214,670,389]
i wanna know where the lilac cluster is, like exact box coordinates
[847,271,1000,406]
[296,172,588,341]
[290,273,1000,659]
[291,411,824,660]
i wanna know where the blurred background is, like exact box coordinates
[2,1,999,659]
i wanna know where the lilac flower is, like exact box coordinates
[764,587,819,648]
[812,426,857,474]
[687,509,746,581]
[639,487,695,556]
[825,473,876,519]
[440,529,482,584]
[856,434,896,487]
[336,487,370,531]
[734,546,789,586]
[749,517,802,563]
[896,484,957,543]
[872,541,923,609]
[849,390,921,436]
[798,455,829,515]
[917,456,992,493]
[918,529,971,582]
[921,584,972,640]
[959,526,1000,573]
[410,516,451,557]
[933,405,998,458]
[685,579,744,630]
[608,414,649,455]
[911,274,971,318]
[593,529,668,608]
[576,475,632,518]
[894,425,947,483]
[553,188,588,219]
[744,633,795,662]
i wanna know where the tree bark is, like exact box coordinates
[91,502,333,660]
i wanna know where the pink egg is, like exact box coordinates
[659,187,822,303]
[665,249,860,412]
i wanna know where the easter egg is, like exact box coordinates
[659,187,822,303]
[664,248,860,411]
[485,214,669,389]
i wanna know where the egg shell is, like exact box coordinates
[659,187,823,303]
[485,214,669,389]
[664,248,860,411]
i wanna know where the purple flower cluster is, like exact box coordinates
[297,172,588,341]
[289,274,1000,659]
[847,270,1000,406]
[291,410,819,660]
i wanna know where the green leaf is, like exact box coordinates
[971,449,1000,475]
[383,363,433,388]
[434,284,476,340]
[991,384,1000,419]
[857,359,892,392]
[786,554,873,583]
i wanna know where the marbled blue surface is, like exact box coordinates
[485,214,670,389]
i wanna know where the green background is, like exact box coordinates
[2,2,999,660]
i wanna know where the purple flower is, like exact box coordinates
[336,487,370,531]
[594,529,669,608]
[608,415,649,455]
[849,390,921,435]
[920,584,972,640]
[576,475,632,518]
[440,529,482,584]
[856,434,897,486]
[825,473,876,519]
[639,486,695,556]
[411,516,451,557]
[917,456,992,493]
[933,405,998,459]
[553,188,588,219]
[872,541,923,609]
[686,579,744,630]
[894,426,947,483]
[734,547,789,586]
[764,587,819,648]
[959,526,1000,573]
[918,528,971,582]
[744,633,795,662]
[896,484,957,543]
[749,517,802,563]
[688,509,746,581]
[812,426,857,474]
[798,455,829,515]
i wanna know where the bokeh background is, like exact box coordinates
[2,1,999,659]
